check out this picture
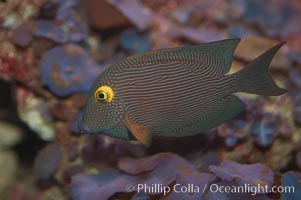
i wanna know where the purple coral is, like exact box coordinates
[32,0,88,43]
[118,153,205,187]
[40,44,103,96]
[55,8,88,42]
[33,20,69,43]
[71,170,129,200]
[191,151,220,172]
[209,161,274,193]
[51,0,80,12]
[106,0,152,31]
[118,156,158,175]
[70,153,216,200]
[167,172,215,200]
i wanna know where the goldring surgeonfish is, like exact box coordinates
[78,38,286,146]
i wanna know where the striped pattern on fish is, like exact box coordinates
[79,38,286,146]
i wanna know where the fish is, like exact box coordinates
[78,38,286,146]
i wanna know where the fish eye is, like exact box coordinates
[97,92,107,101]
[94,86,114,103]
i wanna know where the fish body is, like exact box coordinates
[79,38,286,146]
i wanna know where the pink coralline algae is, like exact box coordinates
[40,44,103,96]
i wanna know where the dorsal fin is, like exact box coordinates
[127,38,240,77]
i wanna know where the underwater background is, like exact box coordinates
[0,0,301,199]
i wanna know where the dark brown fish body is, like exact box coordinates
[79,39,286,146]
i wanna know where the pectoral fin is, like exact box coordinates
[126,119,152,146]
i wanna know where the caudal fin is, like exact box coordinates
[237,42,287,95]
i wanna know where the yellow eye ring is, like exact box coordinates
[94,86,114,102]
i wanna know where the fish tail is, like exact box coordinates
[236,41,287,95]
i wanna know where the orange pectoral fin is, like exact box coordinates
[126,120,152,146]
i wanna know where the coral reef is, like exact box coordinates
[0,0,301,199]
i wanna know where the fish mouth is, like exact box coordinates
[78,121,95,134]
